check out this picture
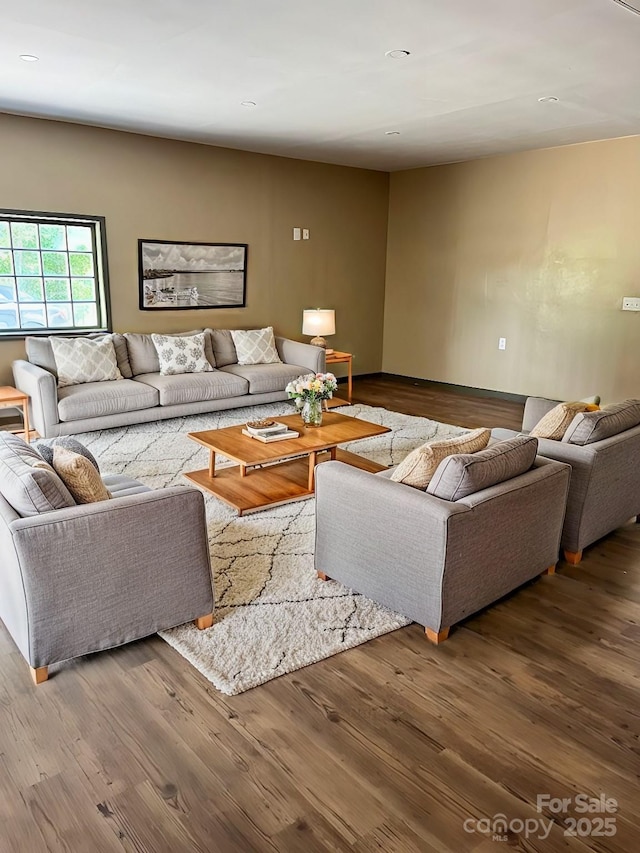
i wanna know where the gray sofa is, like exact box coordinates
[492,396,640,564]
[0,432,214,684]
[12,329,325,438]
[315,441,571,642]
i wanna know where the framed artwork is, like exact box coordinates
[138,239,247,310]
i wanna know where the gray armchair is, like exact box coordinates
[315,454,570,642]
[0,470,214,684]
[493,397,640,564]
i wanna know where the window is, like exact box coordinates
[0,210,110,337]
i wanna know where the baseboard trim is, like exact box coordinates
[353,372,527,404]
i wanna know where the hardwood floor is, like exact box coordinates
[2,378,638,852]
[350,374,525,430]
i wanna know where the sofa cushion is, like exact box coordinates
[102,473,152,498]
[230,327,281,365]
[57,379,159,422]
[125,330,215,375]
[50,336,123,387]
[25,333,132,379]
[151,332,213,376]
[0,432,75,516]
[209,328,237,367]
[427,436,539,501]
[390,428,491,490]
[36,437,100,472]
[219,362,311,395]
[52,446,111,504]
[563,399,640,445]
[133,370,248,406]
[529,401,592,440]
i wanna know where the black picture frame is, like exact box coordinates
[138,239,247,310]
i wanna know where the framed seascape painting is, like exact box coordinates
[138,240,247,310]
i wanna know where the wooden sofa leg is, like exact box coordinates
[195,614,214,630]
[317,571,330,581]
[564,550,583,566]
[425,627,450,644]
[30,666,48,685]
[542,565,556,575]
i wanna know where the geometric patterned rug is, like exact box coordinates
[77,403,465,694]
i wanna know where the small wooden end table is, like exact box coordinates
[0,386,30,442]
[325,350,353,408]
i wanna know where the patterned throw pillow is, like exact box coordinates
[230,327,281,365]
[151,332,213,376]
[529,401,592,441]
[50,336,123,388]
[390,428,491,490]
[51,446,111,504]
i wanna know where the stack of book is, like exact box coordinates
[242,420,300,443]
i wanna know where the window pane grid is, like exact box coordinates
[0,212,106,335]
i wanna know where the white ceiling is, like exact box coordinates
[2,0,640,171]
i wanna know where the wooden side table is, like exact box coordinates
[325,350,353,407]
[0,386,30,442]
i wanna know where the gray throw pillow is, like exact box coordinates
[563,399,640,445]
[0,433,75,516]
[209,328,238,367]
[36,438,100,473]
[427,435,538,501]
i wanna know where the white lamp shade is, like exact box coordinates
[302,309,335,337]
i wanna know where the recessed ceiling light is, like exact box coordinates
[385,130,401,136]
[385,49,411,59]
[240,100,257,107]
[538,96,559,103]
[19,54,39,62]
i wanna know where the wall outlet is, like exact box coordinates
[622,296,640,311]
[293,227,301,241]
[302,228,310,240]
[498,337,507,350]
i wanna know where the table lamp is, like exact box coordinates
[302,309,335,353]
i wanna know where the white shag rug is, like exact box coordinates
[75,403,464,695]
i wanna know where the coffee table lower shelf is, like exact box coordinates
[184,448,385,514]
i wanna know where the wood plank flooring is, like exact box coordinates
[1,377,638,852]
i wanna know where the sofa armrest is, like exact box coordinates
[12,359,59,437]
[536,427,640,552]
[276,337,326,374]
[441,457,570,626]
[315,461,469,629]
[8,486,214,667]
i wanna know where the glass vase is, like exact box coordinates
[301,397,323,427]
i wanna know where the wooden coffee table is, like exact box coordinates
[184,411,391,514]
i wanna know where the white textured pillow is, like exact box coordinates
[151,332,213,376]
[50,336,123,388]
[230,327,281,365]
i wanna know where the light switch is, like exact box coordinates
[302,229,310,240]
[293,228,301,241]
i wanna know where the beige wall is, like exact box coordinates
[383,136,640,402]
[0,114,389,385]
